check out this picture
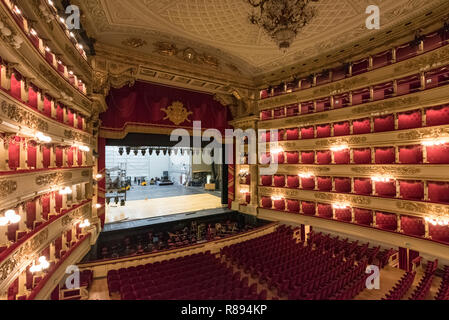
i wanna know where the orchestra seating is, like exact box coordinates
[409,259,438,300]
[383,271,416,300]
[435,265,449,300]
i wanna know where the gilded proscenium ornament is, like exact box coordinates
[0,180,18,197]
[1,100,49,132]
[161,101,193,126]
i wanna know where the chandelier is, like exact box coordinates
[248,0,318,50]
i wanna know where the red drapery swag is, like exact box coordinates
[101,81,233,134]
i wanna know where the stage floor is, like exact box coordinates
[105,193,223,224]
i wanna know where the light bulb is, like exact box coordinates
[9,214,21,224]
[0,217,8,226]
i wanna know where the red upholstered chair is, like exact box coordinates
[261,175,272,186]
[399,145,423,164]
[376,212,397,231]
[286,128,299,140]
[286,152,299,164]
[335,178,351,193]
[273,107,285,118]
[317,151,331,164]
[333,122,350,136]
[260,153,271,164]
[398,110,422,130]
[426,105,449,126]
[397,74,421,95]
[8,136,20,170]
[273,152,285,164]
[301,151,315,164]
[333,93,350,109]
[428,182,449,203]
[301,126,314,139]
[301,177,315,190]
[375,147,395,164]
[373,82,394,100]
[427,144,449,164]
[401,216,425,237]
[425,66,449,89]
[317,204,333,218]
[301,101,314,114]
[374,115,394,132]
[286,105,299,117]
[273,199,285,211]
[423,32,443,52]
[355,209,373,226]
[429,224,449,243]
[315,97,331,112]
[317,177,332,191]
[354,178,372,195]
[375,181,397,197]
[287,200,300,213]
[287,175,299,188]
[334,149,350,164]
[302,202,316,216]
[316,124,331,138]
[335,208,352,222]
[399,181,424,200]
[273,175,286,187]
[261,197,272,209]
[353,148,371,164]
[353,118,371,134]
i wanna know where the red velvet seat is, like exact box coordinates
[354,178,372,195]
[333,122,350,136]
[301,177,315,190]
[429,224,449,243]
[374,115,394,132]
[376,212,397,231]
[398,110,422,130]
[317,177,332,191]
[397,74,421,95]
[260,110,272,120]
[286,105,299,117]
[301,101,314,114]
[333,93,350,109]
[352,87,371,105]
[427,144,449,164]
[287,200,300,213]
[401,216,425,237]
[301,127,314,139]
[261,175,272,186]
[273,199,285,211]
[261,197,272,209]
[286,152,299,164]
[355,209,373,225]
[273,107,285,118]
[286,128,299,140]
[334,149,350,164]
[353,118,371,134]
[317,151,331,164]
[354,148,371,164]
[399,181,424,200]
[335,208,352,222]
[375,147,395,164]
[373,82,394,100]
[287,175,299,188]
[317,204,333,218]
[315,97,331,112]
[273,175,286,187]
[335,177,351,193]
[375,181,397,197]
[426,105,449,126]
[399,145,423,164]
[301,151,315,164]
[302,202,316,216]
[316,124,331,138]
[428,182,449,203]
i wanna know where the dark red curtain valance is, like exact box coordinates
[101,81,232,136]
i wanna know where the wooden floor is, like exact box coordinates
[105,194,222,224]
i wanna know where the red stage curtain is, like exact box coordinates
[287,176,299,188]
[353,118,371,134]
[318,177,332,191]
[301,151,315,164]
[287,200,300,213]
[355,209,373,225]
[302,202,316,216]
[301,126,314,139]
[318,204,332,218]
[316,124,331,138]
[354,148,371,164]
[354,178,372,195]
[333,121,350,136]
[286,152,299,164]
[317,151,331,164]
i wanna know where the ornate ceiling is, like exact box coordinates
[75,0,446,82]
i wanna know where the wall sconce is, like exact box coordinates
[240,188,250,194]
[271,195,284,201]
[298,172,314,178]
[421,139,449,146]
[425,217,449,226]
[30,256,50,273]
[30,28,37,36]
[270,147,284,154]
[94,174,103,180]
[13,6,21,15]
[239,169,249,177]
[0,209,21,226]
[95,203,102,209]
[371,175,393,182]
[330,145,349,152]
[78,145,90,152]
[79,219,91,228]
[59,187,72,195]
[35,132,52,143]
[333,202,350,209]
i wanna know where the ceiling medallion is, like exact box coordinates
[122,38,147,48]
[161,101,193,126]
[248,0,319,51]
[154,42,178,56]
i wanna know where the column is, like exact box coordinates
[395,179,400,198]
[395,146,399,164]
[424,221,430,238]
[19,138,27,170]
[36,145,43,169]
[36,198,43,223]
[21,79,29,103]
[348,92,353,106]
[394,114,399,130]
[0,64,11,90]
[312,74,317,87]
[50,192,57,216]
[313,101,317,113]
[17,204,27,232]
[73,113,78,129]
[348,63,353,77]
[393,80,398,96]
[49,145,56,168]
[420,71,426,90]
[422,108,427,127]
[370,117,375,133]
[50,99,57,119]
[372,178,376,196]
[0,221,8,247]
[18,271,27,297]
[332,178,336,192]
[62,193,68,210]
[368,56,373,70]
[397,216,401,233]
[371,147,375,164]
[373,212,377,228]
[0,136,10,171]
[424,181,429,201]
[80,183,86,201]
[351,178,355,194]
[63,107,68,124]
[391,48,397,63]
[49,242,56,262]
[351,208,355,223]
[37,90,44,112]
[330,96,335,109]
[369,86,374,101]
[62,147,68,167]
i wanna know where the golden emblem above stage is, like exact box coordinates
[162,101,193,125]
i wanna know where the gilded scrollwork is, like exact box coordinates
[351,97,419,115]
[0,180,18,197]
[0,99,49,132]
[315,136,367,147]
[350,166,421,176]
[35,172,73,186]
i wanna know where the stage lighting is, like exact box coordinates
[126,147,131,155]
[133,149,138,156]
[141,149,146,156]
[163,149,167,156]
[149,148,153,156]
[118,147,124,156]
[156,149,160,156]
[114,197,119,204]
[174,149,178,155]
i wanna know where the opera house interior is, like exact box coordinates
[2,0,449,304]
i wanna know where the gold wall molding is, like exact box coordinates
[63,129,92,145]
[350,166,421,176]
[397,126,449,140]
[313,192,371,205]
[313,77,368,96]
[396,201,449,217]
[0,100,49,132]
[393,46,449,74]
[350,97,420,115]
[0,180,18,198]
[35,172,73,186]
[315,136,368,148]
